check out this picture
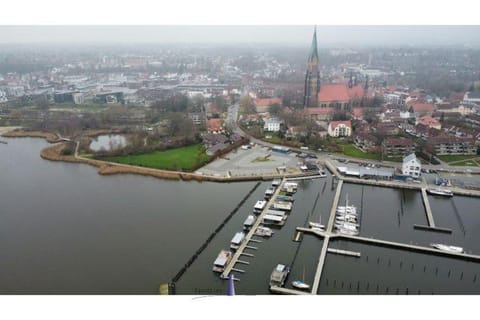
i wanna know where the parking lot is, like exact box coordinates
[197,144,301,177]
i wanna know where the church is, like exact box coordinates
[303,27,371,120]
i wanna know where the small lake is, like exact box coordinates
[89,134,127,151]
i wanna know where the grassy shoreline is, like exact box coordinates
[100,144,211,171]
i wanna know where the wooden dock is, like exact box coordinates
[413,224,452,234]
[269,286,311,295]
[421,188,436,227]
[327,248,361,257]
[338,234,480,262]
[221,178,286,279]
[286,174,327,181]
[311,180,343,294]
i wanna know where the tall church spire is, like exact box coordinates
[304,26,321,108]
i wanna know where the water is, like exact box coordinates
[1,138,480,294]
[0,137,254,293]
[89,134,127,151]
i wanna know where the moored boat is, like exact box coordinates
[230,232,245,250]
[212,250,232,273]
[292,280,310,290]
[243,215,256,230]
[269,264,290,287]
[427,189,453,197]
[309,222,325,230]
[431,243,463,253]
[255,226,274,237]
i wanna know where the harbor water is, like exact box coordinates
[1,137,480,294]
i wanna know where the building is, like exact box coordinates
[382,137,416,158]
[255,97,282,113]
[263,117,282,132]
[207,118,223,133]
[427,136,477,155]
[463,91,480,106]
[354,133,379,152]
[402,153,421,178]
[417,115,441,130]
[327,120,352,137]
[303,27,321,108]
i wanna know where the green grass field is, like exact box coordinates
[438,154,479,163]
[340,144,382,160]
[449,159,480,167]
[102,144,211,171]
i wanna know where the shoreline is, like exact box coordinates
[39,140,314,183]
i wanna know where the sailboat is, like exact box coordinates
[309,205,325,230]
[292,267,310,290]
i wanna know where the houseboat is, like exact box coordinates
[230,232,246,250]
[264,187,276,199]
[272,201,292,211]
[243,215,256,231]
[272,179,281,187]
[253,200,267,214]
[212,250,232,273]
[269,264,290,288]
[254,226,274,237]
[262,214,286,227]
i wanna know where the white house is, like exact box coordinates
[264,118,282,132]
[402,153,421,178]
[327,120,352,137]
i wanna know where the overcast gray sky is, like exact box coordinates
[1,26,479,46]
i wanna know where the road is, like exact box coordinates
[226,104,480,176]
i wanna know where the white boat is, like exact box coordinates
[230,232,245,250]
[243,215,256,230]
[263,214,286,226]
[427,189,453,197]
[255,226,274,237]
[309,222,325,230]
[269,264,290,287]
[264,187,276,199]
[272,179,281,187]
[431,243,464,253]
[254,200,267,213]
[212,250,232,273]
[292,280,310,290]
[272,201,292,211]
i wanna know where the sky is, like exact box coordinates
[1,25,480,47]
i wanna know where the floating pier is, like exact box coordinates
[338,234,480,262]
[413,224,452,234]
[270,286,311,295]
[221,178,286,279]
[421,188,436,228]
[311,180,343,294]
[327,248,361,257]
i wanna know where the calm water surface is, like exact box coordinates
[1,138,479,294]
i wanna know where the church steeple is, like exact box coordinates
[304,26,321,108]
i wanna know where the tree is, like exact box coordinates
[268,103,282,116]
[35,96,50,110]
[213,95,228,113]
[239,95,256,114]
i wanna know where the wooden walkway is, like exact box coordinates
[327,248,361,257]
[421,188,436,227]
[311,180,343,294]
[221,178,286,278]
[338,234,480,262]
[270,286,311,295]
